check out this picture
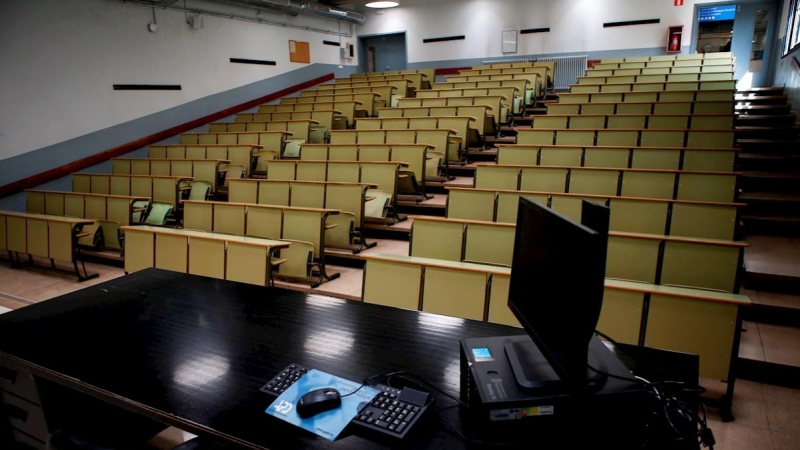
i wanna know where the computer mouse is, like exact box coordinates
[296,388,342,418]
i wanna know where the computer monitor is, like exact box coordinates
[506,198,610,390]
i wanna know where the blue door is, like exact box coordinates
[359,33,407,73]
[729,1,779,88]
[693,1,779,88]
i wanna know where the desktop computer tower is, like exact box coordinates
[460,335,648,449]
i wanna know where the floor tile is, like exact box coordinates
[0,265,71,296]
[771,430,800,449]
[739,322,766,362]
[759,323,800,366]
[704,421,774,450]
[763,383,800,435]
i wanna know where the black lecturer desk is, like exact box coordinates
[0,269,659,449]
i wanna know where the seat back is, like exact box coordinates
[188,181,211,201]
[144,202,173,226]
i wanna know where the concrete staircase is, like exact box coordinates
[735,87,800,237]
[735,87,800,390]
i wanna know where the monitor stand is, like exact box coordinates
[504,339,608,393]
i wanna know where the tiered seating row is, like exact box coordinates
[474,164,738,203]
[409,215,745,293]
[223,179,378,252]
[281,93,381,117]
[259,102,361,128]
[122,225,288,287]
[517,128,734,148]
[0,211,98,281]
[147,144,261,177]
[208,119,321,144]
[571,80,735,92]
[547,101,733,115]
[445,187,741,241]
[532,113,733,130]
[361,253,749,381]
[182,201,340,287]
[111,158,228,196]
[72,174,191,210]
[25,190,150,252]
[496,143,735,173]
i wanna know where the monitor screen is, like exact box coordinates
[507,198,609,384]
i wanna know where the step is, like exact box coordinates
[743,233,800,288]
[740,192,800,218]
[737,87,786,96]
[735,94,789,104]
[740,171,800,193]
[735,114,797,127]
[737,153,800,171]
[736,104,792,114]
[734,126,799,140]
[742,214,800,237]
[736,138,799,152]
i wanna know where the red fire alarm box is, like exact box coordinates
[667,26,683,53]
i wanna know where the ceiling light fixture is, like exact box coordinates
[365,1,399,9]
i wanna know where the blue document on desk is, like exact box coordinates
[265,369,379,441]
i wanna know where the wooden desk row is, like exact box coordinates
[445,187,742,241]
[122,226,289,287]
[361,253,749,383]
[516,128,734,149]
[474,164,739,203]
[408,215,745,294]
[0,210,97,281]
[72,173,190,211]
[146,144,260,177]
[496,143,737,172]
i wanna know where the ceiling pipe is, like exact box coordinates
[210,0,366,24]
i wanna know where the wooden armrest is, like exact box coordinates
[133,208,147,212]
[365,197,376,202]
[324,224,339,230]
[75,232,92,238]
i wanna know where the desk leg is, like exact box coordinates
[311,260,340,289]
[266,247,276,288]
[352,230,377,254]
[71,225,99,282]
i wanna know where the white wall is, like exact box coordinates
[357,0,729,63]
[0,0,355,162]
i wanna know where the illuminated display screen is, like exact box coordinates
[699,5,736,22]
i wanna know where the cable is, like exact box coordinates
[587,363,715,449]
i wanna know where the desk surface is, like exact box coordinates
[0,269,530,449]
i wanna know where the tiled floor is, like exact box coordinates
[1,234,799,449]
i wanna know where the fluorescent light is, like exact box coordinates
[365,1,399,8]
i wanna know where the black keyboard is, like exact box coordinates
[261,363,431,439]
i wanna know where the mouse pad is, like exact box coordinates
[265,369,380,441]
